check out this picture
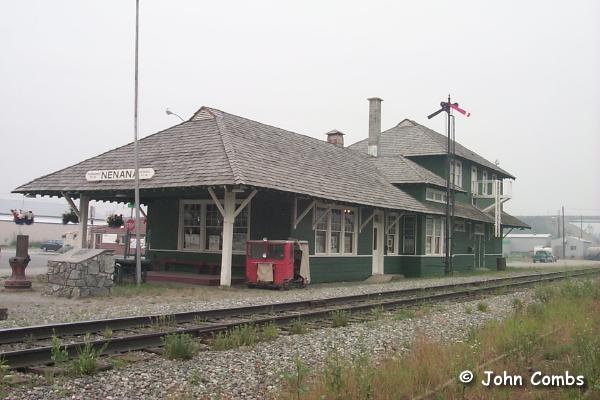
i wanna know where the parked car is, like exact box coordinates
[533,250,554,263]
[40,240,64,252]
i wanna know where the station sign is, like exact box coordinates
[85,168,155,182]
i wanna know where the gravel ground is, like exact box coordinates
[3,289,535,400]
[1,262,597,329]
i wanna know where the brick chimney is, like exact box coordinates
[367,97,383,157]
[326,129,345,147]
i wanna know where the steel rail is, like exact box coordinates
[1,268,596,346]
[1,268,598,369]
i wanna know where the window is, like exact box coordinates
[482,171,488,195]
[182,203,202,249]
[313,205,356,255]
[570,245,577,251]
[330,209,342,254]
[205,203,222,250]
[450,160,463,188]
[454,219,466,232]
[179,200,250,253]
[402,215,416,254]
[343,210,355,254]
[471,166,478,194]
[386,214,399,255]
[426,188,447,204]
[491,174,497,195]
[425,216,445,255]
[314,207,328,254]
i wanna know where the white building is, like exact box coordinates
[503,233,552,255]
[551,236,592,259]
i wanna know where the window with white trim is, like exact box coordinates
[313,205,356,255]
[450,160,463,188]
[386,214,399,255]
[402,215,417,254]
[491,174,497,195]
[425,216,445,255]
[179,200,250,253]
[182,203,202,249]
[482,171,488,195]
[471,166,478,194]
[425,188,448,204]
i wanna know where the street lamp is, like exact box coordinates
[166,108,185,122]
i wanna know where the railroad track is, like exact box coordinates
[1,268,598,369]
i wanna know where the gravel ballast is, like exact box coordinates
[3,289,535,400]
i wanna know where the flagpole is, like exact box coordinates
[133,0,142,286]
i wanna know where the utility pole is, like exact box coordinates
[133,0,142,286]
[580,215,583,239]
[561,206,565,259]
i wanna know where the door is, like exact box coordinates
[372,211,385,275]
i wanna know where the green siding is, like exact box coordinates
[151,250,246,276]
[310,257,372,283]
[147,198,179,250]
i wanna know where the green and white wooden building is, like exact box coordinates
[14,98,528,286]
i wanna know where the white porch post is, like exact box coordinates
[78,195,90,249]
[220,189,236,287]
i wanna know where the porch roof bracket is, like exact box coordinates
[233,189,258,218]
[359,208,375,233]
[312,206,331,230]
[207,187,225,216]
[61,192,80,218]
[294,199,316,229]
[502,227,514,239]
[388,212,404,231]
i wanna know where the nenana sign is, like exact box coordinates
[85,168,155,182]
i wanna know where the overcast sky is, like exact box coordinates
[1,0,599,217]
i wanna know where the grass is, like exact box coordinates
[280,279,600,399]
[162,333,198,360]
[370,305,385,320]
[211,324,259,350]
[289,319,308,335]
[476,301,489,312]
[72,333,108,375]
[330,310,350,327]
[393,309,416,321]
[50,331,69,365]
[102,327,113,339]
[260,322,279,342]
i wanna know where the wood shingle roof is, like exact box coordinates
[349,119,515,179]
[14,107,432,213]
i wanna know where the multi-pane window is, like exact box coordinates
[450,160,463,188]
[182,203,202,249]
[471,166,478,194]
[330,209,342,254]
[313,205,356,255]
[426,188,447,203]
[425,216,445,255]
[482,171,488,195]
[205,204,223,251]
[180,200,250,252]
[343,210,355,254]
[386,214,399,255]
[314,207,328,254]
[233,207,249,252]
[403,215,416,254]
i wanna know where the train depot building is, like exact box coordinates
[14,98,528,286]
